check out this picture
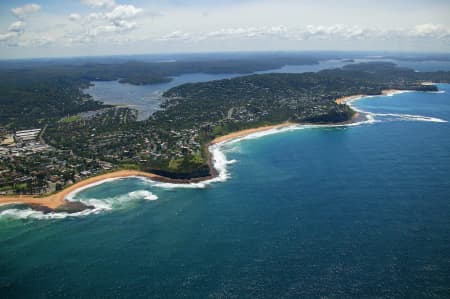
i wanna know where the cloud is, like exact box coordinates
[14,34,56,48]
[296,25,374,41]
[156,24,450,43]
[88,4,143,36]
[63,4,143,45]
[1,4,40,44]
[81,0,116,9]
[105,5,143,21]
[203,26,289,40]
[0,32,19,42]
[1,0,449,53]
[0,21,27,43]
[69,13,82,22]
[11,3,41,20]
[158,31,193,41]
[411,23,450,39]
[8,21,26,33]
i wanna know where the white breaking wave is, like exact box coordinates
[346,92,447,124]
[65,177,124,201]
[144,143,233,189]
[0,189,158,220]
[383,90,413,97]
[371,113,447,123]
[129,190,158,201]
[2,87,447,220]
[0,206,104,220]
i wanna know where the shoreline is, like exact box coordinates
[0,88,411,212]
[0,119,361,212]
[334,89,411,105]
[0,122,348,212]
[210,122,294,145]
[0,170,166,211]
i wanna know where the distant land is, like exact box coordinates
[1,53,450,212]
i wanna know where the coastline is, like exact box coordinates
[334,89,410,105]
[0,88,410,212]
[0,121,349,212]
[210,122,294,145]
[0,170,164,211]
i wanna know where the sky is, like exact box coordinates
[0,0,449,59]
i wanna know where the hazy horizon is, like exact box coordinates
[1,50,450,63]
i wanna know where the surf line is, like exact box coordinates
[338,90,448,124]
[1,88,447,219]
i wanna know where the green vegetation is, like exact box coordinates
[1,61,450,194]
[60,115,81,123]
[0,56,318,129]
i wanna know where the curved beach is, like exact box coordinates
[211,122,293,145]
[0,116,368,211]
[335,89,411,105]
[0,92,387,212]
[0,170,163,210]
[0,123,296,210]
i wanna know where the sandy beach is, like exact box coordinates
[0,88,404,212]
[335,94,365,104]
[210,122,293,145]
[335,89,412,105]
[0,116,364,211]
[0,123,302,211]
[0,170,163,210]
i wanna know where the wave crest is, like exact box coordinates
[0,190,158,220]
[372,113,447,123]
[2,87,446,220]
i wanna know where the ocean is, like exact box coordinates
[1,86,450,296]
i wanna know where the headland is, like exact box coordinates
[0,86,436,213]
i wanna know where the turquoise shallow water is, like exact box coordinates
[1,85,450,298]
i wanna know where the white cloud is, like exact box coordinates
[69,13,82,22]
[11,3,41,20]
[0,32,19,42]
[204,26,289,40]
[15,34,56,48]
[105,5,143,21]
[157,24,450,43]
[0,21,27,43]
[297,25,374,41]
[411,23,450,39]
[1,4,40,45]
[1,0,450,57]
[158,31,192,41]
[8,21,26,33]
[62,4,144,45]
[81,0,116,9]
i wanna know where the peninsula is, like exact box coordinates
[1,61,450,212]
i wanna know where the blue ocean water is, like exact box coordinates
[1,85,450,298]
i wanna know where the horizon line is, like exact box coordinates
[1,49,450,62]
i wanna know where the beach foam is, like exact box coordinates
[143,143,234,189]
[2,87,446,220]
[372,113,447,123]
[346,93,447,124]
[0,189,158,220]
[429,90,446,94]
[73,189,159,211]
[383,90,412,97]
[0,206,103,220]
